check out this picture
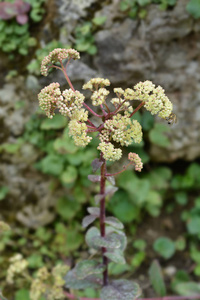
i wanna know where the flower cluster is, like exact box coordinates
[128,152,143,172]
[30,265,68,300]
[98,142,122,161]
[6,254,28,284]
[82,78,110,91]
[38,83,62,119]
[102,114,142,146]
[133,81,173,118]
[58,89,88,121]
[111,97,132,112]
[68,120,92,147]
[91,88,110,106]
[41,48,80,76]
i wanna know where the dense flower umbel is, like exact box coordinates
[128,152,143,172]
[82,77,110,91]
[133,81,173,118]
[91,88,110,106]
[98,142,122,161]
[38,48,174,163]
[58,89,88,121]
[41,48,80,76]
[68,120,92,147]
[30,265,68,300]
[103,114,142,147]
[38,83,62,119]
[6,254,28,284]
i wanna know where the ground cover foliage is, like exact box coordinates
[1,108,200,299]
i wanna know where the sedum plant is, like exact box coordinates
[38,48,174,300]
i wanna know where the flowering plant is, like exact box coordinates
[38,48,174,300]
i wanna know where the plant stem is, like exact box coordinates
[105,163,132,177]
[61,62,76,92]
[100,156,108,286]
[129,101,145,118]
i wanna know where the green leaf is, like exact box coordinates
[40,114,67,130]
[87,45,97,55]
[175,192,188,205]
[186,0,200,19]
[105,217,124,229]
[56,197,80,221]
[149,260,166,296]
[101,279,141,300]
[65,269,102,289]
[145,191,162,217]
[149,123,170,147]
[74,260,105,280]
[0,186,9,201]
[153,237,175,259]
[131,251,146,268]
[109,191,139,223]
[60,166,78,187]
[187,217,200,234]
[15,289,30,300]
[117,171,150,205]
[92,16,107,26]
[133,239,147,251]
[104,249,126,264]
[38,154,64,176]
[137,0,151,6]
[54,136,78,154]
[175,237,186,251]
[174,282,200,296]
[27,254,43,269]
[141,110,154,130]
[109,263,130,275]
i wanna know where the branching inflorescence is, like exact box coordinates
[38,48,174,300]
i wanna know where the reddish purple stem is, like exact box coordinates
[100,157,108,286]
[129,101,145,118]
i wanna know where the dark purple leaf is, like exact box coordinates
[106,176,116,186]
[88,175,101,182]
[87,207,100,216]
[105,217,124,229]
[91,158,103,173]
[94,187,118,204]
[65,269,102,290]
[74,260,105,280]
[105,186,118,197]
[94,193,104,204]
[92,235,121,249]
[82,215,97,228]
[100,279,141,300]
[85,227,100,250]
[16,13,28,24]
[104,249,126,264]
